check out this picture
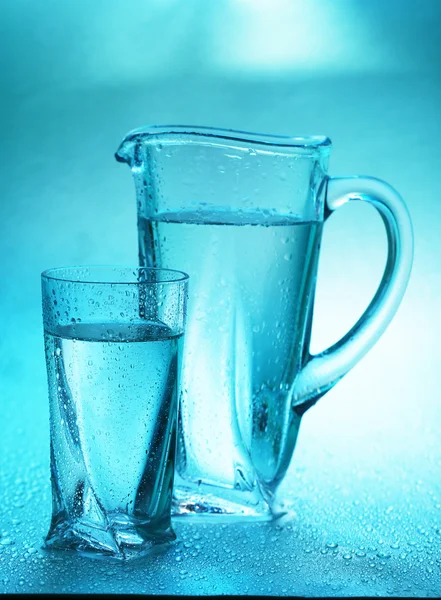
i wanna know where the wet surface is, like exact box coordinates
[2,427,441,596]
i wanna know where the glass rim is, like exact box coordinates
[41,265,189,286]
[116,124,332,155]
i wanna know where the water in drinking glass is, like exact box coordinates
[45,320,182,555]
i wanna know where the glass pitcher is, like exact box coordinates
[116,126,413,521]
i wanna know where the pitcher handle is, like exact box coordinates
[293,175,414,410]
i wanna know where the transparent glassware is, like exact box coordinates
[42,266,188,558]
[116,125,414,521]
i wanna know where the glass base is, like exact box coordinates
[172,478,282,522]
[44,514,175,560]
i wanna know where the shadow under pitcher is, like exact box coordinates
[116,126,413,521]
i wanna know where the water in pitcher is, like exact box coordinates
[139,209,322,502]
[44,320,182,549]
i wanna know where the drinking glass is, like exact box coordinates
[42,266,188,559]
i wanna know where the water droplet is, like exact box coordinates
[0,538,13,546]
[326,542,338,549]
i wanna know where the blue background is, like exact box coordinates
[1,0,441,594]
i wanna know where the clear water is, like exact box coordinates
[44,320,182,557]
[139,210,322,513]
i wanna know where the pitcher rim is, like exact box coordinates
[115,125,332,160]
